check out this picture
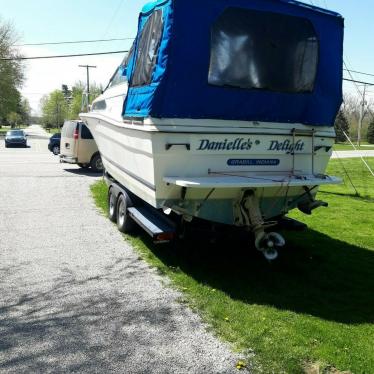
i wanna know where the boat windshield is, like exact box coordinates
[208,8,319,93]
[106,45,135,90]
[108,67,127,88]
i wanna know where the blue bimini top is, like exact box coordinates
[122,0,344,126]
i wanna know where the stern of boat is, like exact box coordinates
[150,125,338,249]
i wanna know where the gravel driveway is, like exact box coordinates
[0,134,243,373]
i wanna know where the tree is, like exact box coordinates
[89,83,103,104]
[341,93,373,141]
[61,84,73,110]
[68,81,103,120]
[40,82,103,126]
[40,90,68,129]
[334,110,350,143]
[61,84,72,100]
[68,83,85,120]
[39,95,50,127]
[368,119,374,144]
[0,19,24,123]
[19,98,31,125]
[341,94,360,123]
[7,111,22,128]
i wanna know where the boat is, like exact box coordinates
[80,0,344,260]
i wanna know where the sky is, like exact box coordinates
[1,0,374,114]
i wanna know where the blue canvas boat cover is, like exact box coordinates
[123,0,344,126]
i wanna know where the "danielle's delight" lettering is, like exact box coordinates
[197,138,253,151]
[268,140,305,153]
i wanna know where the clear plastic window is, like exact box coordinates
[132,10,164,87]
[209,8,319,93]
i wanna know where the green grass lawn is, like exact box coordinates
[91,158,374,374]
[45,127,61,135]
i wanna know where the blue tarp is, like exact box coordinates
[123,0,344,126]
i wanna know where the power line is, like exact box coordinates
[102,0,125,39]
[344,59,364,97]
[0,50,129,61]
[344,61,374,122]
[9,36,374,85]
[340,62,374,177]
[343,78,374,87]
[6,44,374,92]
[14,37,134,47]
[4,52,374,91]
[343,68,374,78]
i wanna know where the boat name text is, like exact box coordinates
[197,138,252,151]
[268,140,305,153]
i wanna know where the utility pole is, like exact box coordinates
[79,65,97,111]
[358,83,367,147]
[55,95,60,130]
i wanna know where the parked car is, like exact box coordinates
[60,120,103,172]
[5,130,27,148]
[48,133,61,155]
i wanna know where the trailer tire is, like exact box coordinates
[108,188,117,223]
[117,193,135,233]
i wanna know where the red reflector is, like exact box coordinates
[155,232,175,243]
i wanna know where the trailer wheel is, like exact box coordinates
[108,188,117,223]
[117,193,135,233]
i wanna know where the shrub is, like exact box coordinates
[367,119,374,144]
[334,110,350,143]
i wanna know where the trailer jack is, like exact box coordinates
[241,191,285,261]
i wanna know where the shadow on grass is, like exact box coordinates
[319,190,374,202]
[134,227,374,325]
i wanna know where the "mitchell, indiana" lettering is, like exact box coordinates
[197,138,253,151]
[268,140,305,153]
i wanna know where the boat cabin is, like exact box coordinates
[116,0,343,126]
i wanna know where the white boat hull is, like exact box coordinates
[80,112,339,225]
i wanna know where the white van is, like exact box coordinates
[60,120,103,172]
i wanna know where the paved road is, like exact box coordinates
[24,124,51,138]
[331,150,374,159]
[0,135,241,373]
